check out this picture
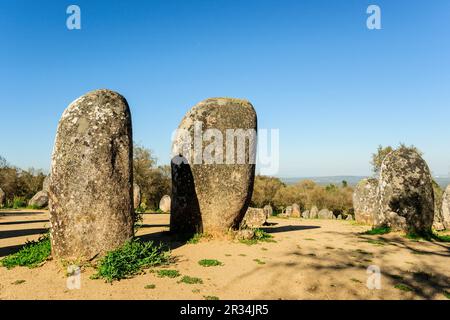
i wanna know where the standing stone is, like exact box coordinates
[29,191,48,208]
[241,207,266,228]
[375,148,434,234]
[285,206,293,217]
[291,203,301,217]
[440,185,450,230]
[171,98,257,235]
[337,214,342,220]
[353,178,378,225]
[133,183,141,210]
[49,89,134,261]
[263,204,273,218]
[318,209,333,219]
[432,182,445,230]
[0,188,5,207]
[301,210,310,219]
[159,195,171,213]
[346,215,353,221]
[310,206,319,219]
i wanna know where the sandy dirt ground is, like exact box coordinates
[0,209,449,300]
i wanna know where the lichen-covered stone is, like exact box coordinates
[301,210,310,219]
[170,98,257,235]
[235,229,255,240]
[133,183,141,209]
[29,191,48,208]
[159,195,171,213]
[241,207,266,228]
[353,178,378,225]
[318,209,333,219]
[49,89,134,262]
[42,175,50,193]
[0,188,5,207]
[285,206,293,217]
[291,203,301,217]
[375,148,434,234]
[263,204,273,218]
[440,185,450,230]
[432,182,445,230]
[310,206,319,219]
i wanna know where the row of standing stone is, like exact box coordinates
[46,90,256,262]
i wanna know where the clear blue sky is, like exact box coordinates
[1,0,449,177]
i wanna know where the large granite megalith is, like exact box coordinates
[49,89,134,261]
[376,148,434,234]
[353,178,378,225]
[170,98,257,235]
[439,185,450,230]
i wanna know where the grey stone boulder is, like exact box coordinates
[49,89,134,262]
[42,175,50,193]
[133,183,141,210]
[241,207,266,228]
[318,209,334,219]
[337,214,342,220]
[346,215,354,221]
[439,185,450,230]
[263,204,273,218]
[29,191,48,208]
[353,178,378,225]
[301,210,310,219]
[310,206,319,219]
[159,195,171,213]
[376,148,434,234]
[170,98,257,235]
[285,206,293,217]
[235,229,255,240]
[291,203,301,217]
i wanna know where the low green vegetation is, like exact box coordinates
[12,279,26,285]
[1,234,51,269]
[178,276,203,284]
[363,227,391,235]
[253,259,265,265]
[144,284,156,289]
[405,231,450,242]
[204,295,219,300]
[156,269,180,278]
[443,291,450,299]
[394,284,413,292]
[239,229,275,245]
[350,278,362,283]
[92,239,170,282]
[198,259,223,267]
[186,233,212,244]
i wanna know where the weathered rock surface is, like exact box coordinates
[0,188,5,207]
[291,203,301,217]
[133,183,141,209]
[337,214,342,220]
[241,207,266,228]
[440,185,450,230]
[285,206,293,217]
[49,89,134,261]
[263,204,273,218]
[29,191,48,208]
[353,178,378,225]
[42,175,50,193]
[318,209,333,219]
[170,98,257,235]
[159,195,171,213]
[376,148,434,234]
[346,215,353,221]
[301,210,310,219]
[235,229,255,240]
[310,206,319,219]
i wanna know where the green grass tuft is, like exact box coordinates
[443,291,450,299]
[240,229,275,245]
[12,279,26,285]
[204,295,219,300]
[156,269,180,278]
[1,234,51,269]
[394,283,413,292]
[178,276,203,284]
[363,227,391,235]
[405,231,450,242]
[198,259,223,267]
[144,284,156,289]
[253,258,265,265]
[92,239,170,282]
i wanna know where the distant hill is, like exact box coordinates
[280,176,450,189]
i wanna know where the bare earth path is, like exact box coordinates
[0,210,449,300]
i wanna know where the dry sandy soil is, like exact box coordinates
[0,209,449,300]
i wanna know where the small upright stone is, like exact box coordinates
[285,206,293,217]
[49,89,134,262]
[302,210,310,219]
[170,98,257,235]
[0,188,5,207]
[318,209,333,219]
[376,148,434,234]
[263,205,273,218]
[353,178,378,225]
[310,206,319,219]
[440,185,450,230]
[29,191,48,208]
[241,207,266,228]
[291,203,301,217]
[133,183,141,210]
[159,195,171,213]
